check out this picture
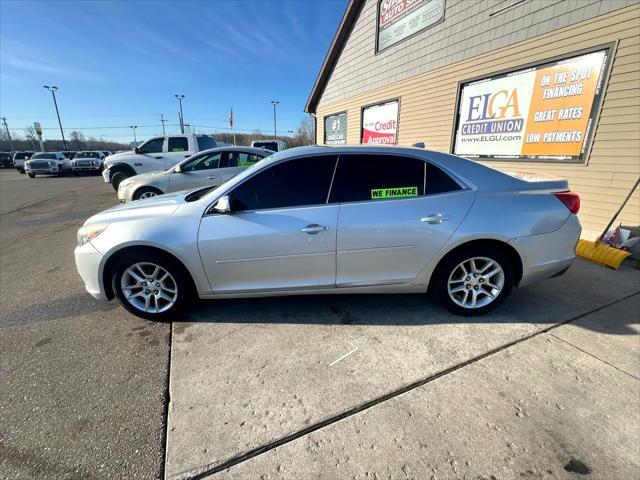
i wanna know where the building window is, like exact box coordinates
[361,100,399,145]
[452,47,613,164]
[376,0,446,52]
[324,112,347,145]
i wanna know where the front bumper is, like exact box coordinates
[26,165,59,174]
[510,214,582,287]
[74,241,108,301]
[102,168,111,183]
[72,165,101,172]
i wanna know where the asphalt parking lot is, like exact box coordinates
[1,169,638,480]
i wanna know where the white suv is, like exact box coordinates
[71,151,106,175]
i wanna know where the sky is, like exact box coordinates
[0,0,347,143]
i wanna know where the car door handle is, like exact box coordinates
[184,155,190,158]
[421,213,450,224]
[206,176,218,180]
[154,156,163,159]
[300,224,328,234]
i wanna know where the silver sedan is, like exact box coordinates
[75,145,581,320]
[116,146,273,202]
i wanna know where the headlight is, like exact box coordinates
[48,161,53,166]
[118,179,133,191]
[77,223,108,247]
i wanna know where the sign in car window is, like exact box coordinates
[324,112,347,145]
[377,0,445,52]
[361,100,399,145]
[453,49,610,163]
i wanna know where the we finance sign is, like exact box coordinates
[453,49,609,163]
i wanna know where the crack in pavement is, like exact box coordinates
[549,332,640,380]
[170,290,640,479]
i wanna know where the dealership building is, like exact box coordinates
[306,0,640,239]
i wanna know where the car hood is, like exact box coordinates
[104,151,134,166]
[84,190,187,225]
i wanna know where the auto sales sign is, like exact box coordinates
[362,100,399,144]
[453,49,609,162]
[377,0,445,51]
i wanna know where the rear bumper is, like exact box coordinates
[510,214,581,287]
[74,242,108,301]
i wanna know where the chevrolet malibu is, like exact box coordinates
[75,145,581,320]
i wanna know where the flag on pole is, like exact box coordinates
[229,107,234,128]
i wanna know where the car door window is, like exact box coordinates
[329,154,460,203]
[181,152,222,172]
[138,138,164,154]
[219,151,263,168]
[229,155,338,212]
[168,137,189,152]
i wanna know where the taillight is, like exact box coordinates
[554,191,580,214]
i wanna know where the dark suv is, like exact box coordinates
[0,152,13,168]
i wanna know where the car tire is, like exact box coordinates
[433,246,514,316]
[28,173,35,178]
[18,169,25,174]
[133,186,163,201]
[110,171,129,191]
[112,250,195,321]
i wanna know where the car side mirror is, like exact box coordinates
[213,195,231,214]
[134,147,141,154]
[174,164,182,173]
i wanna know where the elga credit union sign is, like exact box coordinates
[453,49,610,163]
[377,0,445,51]
[361,100,399,144]
[324,112,347,144]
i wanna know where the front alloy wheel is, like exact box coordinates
[112,251,194,320]
[121,262,178,314]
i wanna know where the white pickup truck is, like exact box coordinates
[102,133,217,190]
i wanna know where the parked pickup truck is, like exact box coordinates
[102,133,217,190]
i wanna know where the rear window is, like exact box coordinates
[168,137,189,152]
[197,135,217,150]
[329,154,460,203]
[14,152,32,159]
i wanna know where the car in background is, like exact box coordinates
[25,152,72,177]
[62,151,77,160]
[251,139,287,152]
[101,150,113,158]
[74,145,581,320]
[117,146,272,202]
[13,151,34,173]
[71,151,106,175]
[102,133,217,191]
[0,152,13,168]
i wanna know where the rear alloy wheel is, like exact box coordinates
[112,252,193,321]
[434,247,513,316]
[133,186,163,201]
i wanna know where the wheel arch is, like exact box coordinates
[101,245,197,300]
[427,239,523,294]
[132,185,164,200]
[106,162,136,180]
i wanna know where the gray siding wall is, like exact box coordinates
[317,0,638,108]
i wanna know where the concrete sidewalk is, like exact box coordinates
[165,260,640,479]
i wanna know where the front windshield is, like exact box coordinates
[76,152,100,158]
[31,153,56,159]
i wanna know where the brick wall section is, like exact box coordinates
[318,0,638,108]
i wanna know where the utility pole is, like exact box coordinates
[43,86,68,150]
[271,100,279,139]
[130,125,138,143]
[1,117,14,150]
[175,94,185,134]
[159,114,166,135]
